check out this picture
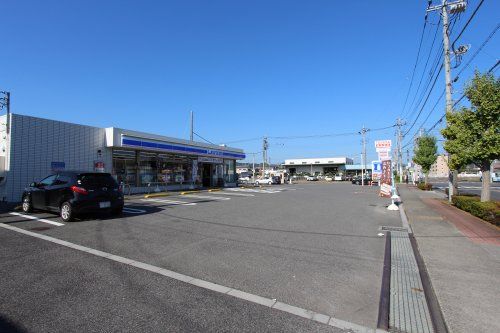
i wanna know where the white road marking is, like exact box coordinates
[226,188,281,194]
[140,198,196,206]
[9,212,65,226]
[0,222,381,333]
[215,191,255,197]
[183,194,231,201]
[122,207,147,214]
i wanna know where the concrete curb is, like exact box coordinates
[208,189,221,192]
[180,191,201,195]
[144,192,170,198]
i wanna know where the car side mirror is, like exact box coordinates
[29,182,38,187]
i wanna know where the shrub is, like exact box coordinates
[452,195,500,225]
[417,183,433,191]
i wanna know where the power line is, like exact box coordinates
[400,17,429,117]
[424,57,500,135]
[193,131,216,145]
[454,23,499,80]
[408,23,499,139]
[451,0,486,52]
[404,11,461,125]
[403,64,443,137]
[268,132,358,140]
[403,17,442,120]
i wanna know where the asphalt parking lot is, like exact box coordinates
[0,183,402,332]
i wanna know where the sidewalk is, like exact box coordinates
[398,184,500,333]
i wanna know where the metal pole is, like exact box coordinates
[360,126,368,186]
[190,111,194,141]
[252,153,255,182]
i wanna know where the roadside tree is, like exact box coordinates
[413,135,438,185]
[441,72,500,202]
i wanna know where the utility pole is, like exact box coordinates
[359,126,369,186]
[427,0,466,202]
[395,118,406,183]
[262,137,268,177]
[252,154,255,181]
[190,111,194,141]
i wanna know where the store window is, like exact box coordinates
[157,155,192,185]
[139,152,158,186]
[224,159,236,183]
[112,149,137,185]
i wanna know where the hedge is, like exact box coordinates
[452,195,500,226]
[417,183,433,191]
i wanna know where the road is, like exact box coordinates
[429,181,500,201]
[0,183,401,332]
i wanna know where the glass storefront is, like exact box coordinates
[139,151,157,186]
[157,154,193,185]
[112,148,237,188]
[112,149,137,185]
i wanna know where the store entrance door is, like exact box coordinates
[202,163,212,187]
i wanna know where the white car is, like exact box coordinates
[306,175,318,181]
[238,176,251,184]
[325,175,334,181]
[255,177,274,185]
[334,175,344,181]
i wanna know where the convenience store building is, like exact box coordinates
[0,114,245,202]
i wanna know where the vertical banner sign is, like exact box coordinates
[380,160,392,197]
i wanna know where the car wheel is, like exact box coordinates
[268,181,272,185]
[60,202,74,222]
[22,196,33,213]
[255,181,259,185]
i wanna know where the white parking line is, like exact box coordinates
[9,212,65,226]
[215,191,255,197]
[183,194,231,201]
[0,222,380,333]
[140,199,196,206]
[226,188,281,194]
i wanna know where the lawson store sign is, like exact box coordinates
[121,136,246,159]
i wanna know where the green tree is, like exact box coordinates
[413,135,438,185]
[441,71,500,202]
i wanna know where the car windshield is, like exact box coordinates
[78,173,118,189]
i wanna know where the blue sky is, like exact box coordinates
[1,0,498,164]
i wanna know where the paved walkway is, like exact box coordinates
[398,184,500,333]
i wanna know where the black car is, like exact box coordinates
[21,171,124,222]
[351,175,372,185]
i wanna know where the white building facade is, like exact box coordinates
[284,157,353,175]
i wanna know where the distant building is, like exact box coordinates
[345,164,373,177]
[284,157,353,175]
[428,155,449,178]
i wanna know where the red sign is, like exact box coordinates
[94,161,105,172]
[375,140,392,149]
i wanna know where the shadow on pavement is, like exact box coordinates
[0,314,27,333]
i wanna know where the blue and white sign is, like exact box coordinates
[51,161,65,172]
[121,136,246,159]
[372,161,382,174]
